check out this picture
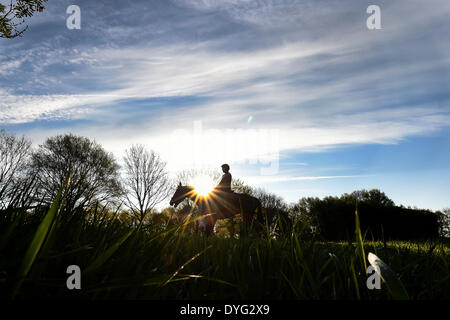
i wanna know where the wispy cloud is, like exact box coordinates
[244,174,366,185]
[1,0,449,172]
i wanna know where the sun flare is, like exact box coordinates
[191,175,216,197]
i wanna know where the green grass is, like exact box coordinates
[11,178,68,298]
[0,196,449,300]
[0,137,447,302]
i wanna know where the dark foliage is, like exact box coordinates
[295,190,440,240]
[30,133,122,212]
[0,0,47,38]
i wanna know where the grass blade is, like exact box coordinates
[11,178,68,298]
[85,229,134,273]
[355,206,367,271]
[163,245,212,286]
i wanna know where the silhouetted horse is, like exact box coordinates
[169,184,263,236]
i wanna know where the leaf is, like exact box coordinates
[368,252,409,300]
[12,177,68,299]
[355,207,367,271]
[350,256,360,300]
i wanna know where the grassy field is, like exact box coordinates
[1,194,449,300]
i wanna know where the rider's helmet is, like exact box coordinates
[221,164,230,172]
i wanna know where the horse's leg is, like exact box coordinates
[204,214,217,236]
[205,223,213,236]
[204,219,213,236]
[197,215,206,234]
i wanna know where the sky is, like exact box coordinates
[1,0,450,210]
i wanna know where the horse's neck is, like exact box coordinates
[184,187,195,199]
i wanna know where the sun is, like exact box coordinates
[191,175,216,197]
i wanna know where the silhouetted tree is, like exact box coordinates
[249,187,289,235]
[299,190,439,240]
[123,145,170,223]
[231,178,253,195]
[289,197,321,238]
[0,129,33,209]
[348,189,395,207]
[0,0,47,38]
[436,208,450,238]
[30,134,122,210]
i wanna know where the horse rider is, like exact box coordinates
[217,164,233,193]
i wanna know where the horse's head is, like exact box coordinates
[169,183,193,208]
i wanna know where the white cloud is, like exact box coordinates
[1,0,449,178]
[0,94,107,124]
[243,174,366,185]
[0,58,26,76]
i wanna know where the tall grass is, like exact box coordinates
[0,184,449,300]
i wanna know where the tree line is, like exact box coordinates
[289,191,446,240]
[0,130,170,225]
[1,129,449,239]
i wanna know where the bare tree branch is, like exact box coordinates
[123,145,170,223]
[30,134,123,211]
[0,129,32,209]
[0,0,47,38]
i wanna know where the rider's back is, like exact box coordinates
[217,172,232,192]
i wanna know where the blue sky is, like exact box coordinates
[1,0,450,210]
